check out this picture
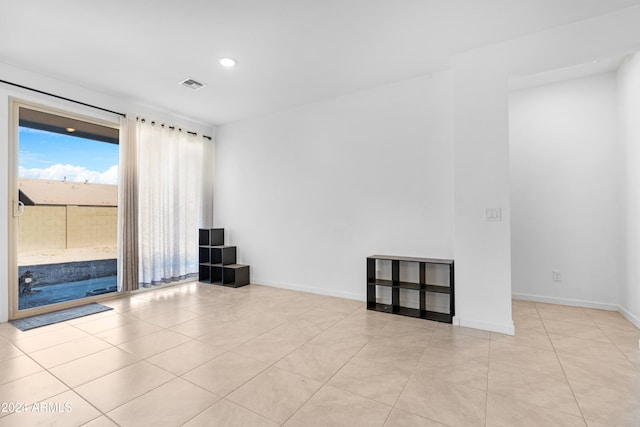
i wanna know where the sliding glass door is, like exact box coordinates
[10,102,120,317]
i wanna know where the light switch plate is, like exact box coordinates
[485,208,502,221]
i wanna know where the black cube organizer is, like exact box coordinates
[199,228,250,288]
[367,255,454,323]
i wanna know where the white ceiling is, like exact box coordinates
[2,0,640,125]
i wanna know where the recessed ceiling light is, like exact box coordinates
[219,57,237,68]
[66,127,76,133]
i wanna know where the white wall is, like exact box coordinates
[447,6,640,334]
[509,73,622,309]
[214,73,454,302]
[619,53,640,327]
[451,58,514,334]
[214,6,640,334]
[0,61,214,322]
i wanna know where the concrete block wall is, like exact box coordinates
[67,206,117,248]
[18,206,117,252]
[18,206,66,251]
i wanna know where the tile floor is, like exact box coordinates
[1,283,639,426]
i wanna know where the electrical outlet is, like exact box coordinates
[552,270,562,282]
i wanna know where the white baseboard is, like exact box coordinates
[512,293,619,311]
[252,279,364,302]
[513,293,640,330]
[618,305,640,329]
[454,316,515,336]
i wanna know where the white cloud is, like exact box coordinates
[19,164,118,185]
[19,127,53,135]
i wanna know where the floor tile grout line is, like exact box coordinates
[153,377,225,425]
[217,306,367,425]
[180,352,272,405]
[381,323,441,427]
[6,327,93,355]
[77,362,178,419]
[484,332,496,427]
[491,304,596,421]
[179,397,276,427]
[13,331,139,392]
[14,347,113,424]
[535,302,589,424]
[203,354,306,425]
[4,319,117,377]
[228,300,361,365]
[228,327,325,367]
[0,386,112,425]
[586,310,640,369]
[278,327,375,426]
[539,305,637,365]
[174,346,236,378]
[142,337,228,377]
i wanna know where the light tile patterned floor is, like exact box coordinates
[1,283,639,426]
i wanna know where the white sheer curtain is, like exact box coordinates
[136,120,204,287]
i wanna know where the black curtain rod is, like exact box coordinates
[138,117,212,140]
[0,78,126,117]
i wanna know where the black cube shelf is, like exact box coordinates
[220,264,250,288]
[212,246,237,265]
[198,228,250,288]
[199,228,224,246]
[367,255,454,323]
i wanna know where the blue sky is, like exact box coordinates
[19,127,119,184]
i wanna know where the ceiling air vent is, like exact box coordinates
[178,78,206,90]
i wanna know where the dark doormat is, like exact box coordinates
[10,302,113,331]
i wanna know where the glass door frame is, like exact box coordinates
[8,98,121,320]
